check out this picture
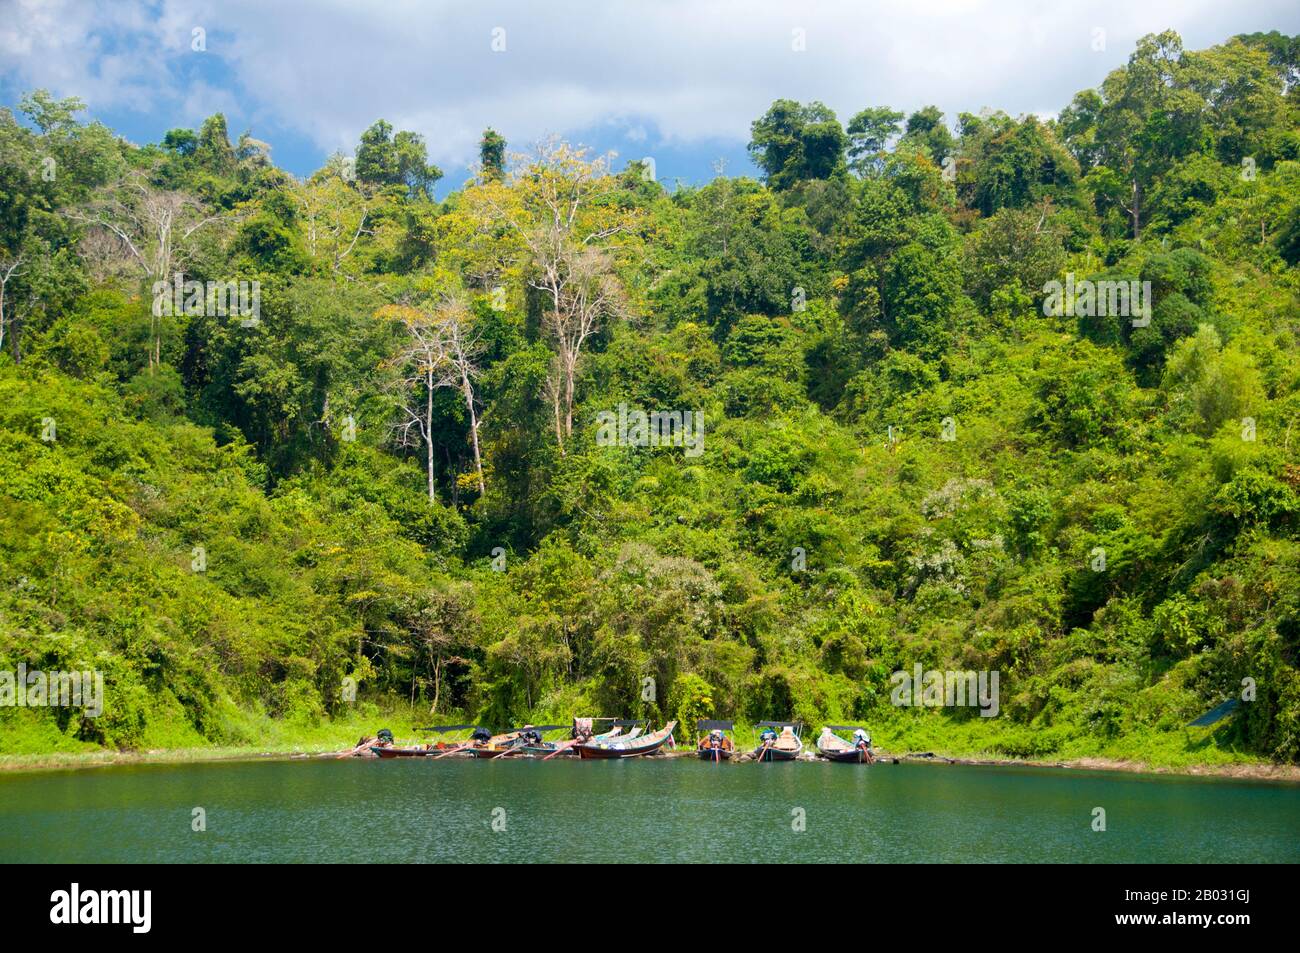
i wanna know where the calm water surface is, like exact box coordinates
[2,757,1297,863]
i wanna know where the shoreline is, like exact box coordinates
[3,743,1298,782]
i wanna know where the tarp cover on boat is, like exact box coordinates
[697,720,734,731]
[510,725,567,733]
[1188,698,1240,727]
[418,724,476,732]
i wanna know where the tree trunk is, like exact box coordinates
[425,367,436,503]
[550,374,565,455]
[463,377,485,493]
[1130,178,1142,240]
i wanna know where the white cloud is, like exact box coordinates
[1,0,1296,167]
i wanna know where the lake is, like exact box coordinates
[2,757,1298,863]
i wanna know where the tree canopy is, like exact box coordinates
[2,30,1299,766]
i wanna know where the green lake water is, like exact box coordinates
[2,757,1298,863]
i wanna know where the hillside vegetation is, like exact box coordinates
[1,30,1298,765]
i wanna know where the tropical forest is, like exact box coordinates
[2,28,1299,770]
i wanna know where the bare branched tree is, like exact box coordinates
[381,295,486,502]
[437,295,487,494]
[481,138,632,453]
[0,255,26,355]
[65,168,223,370]
[291,160,373,278]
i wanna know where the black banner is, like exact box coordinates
[3,864,1274,939]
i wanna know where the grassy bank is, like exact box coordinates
[5,704,1293,780]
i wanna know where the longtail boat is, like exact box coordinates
[543,718,649,759]
[752,722,803,762]
[576,721,677,759]
[367,727,433,758]
[696,719,735,761]
[370,724,488,758]
[469,724,570,758]
[416,724,484,749]
[815,725,875,763]
[370,745,433,758]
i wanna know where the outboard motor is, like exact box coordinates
[471,726,492,743]
[376,728,395,745]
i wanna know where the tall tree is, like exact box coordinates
[748,100,848,190]
[67,169,222,369]
[355,119,442,200]
[846,106,904,175]
[383,303,448,503]
[479,128,506,180]
[479,140,634,452]
[437,294,486,494]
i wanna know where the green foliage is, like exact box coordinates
[748,100,849,190]
[2,29,1299,768]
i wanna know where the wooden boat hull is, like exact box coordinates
[817,745,871,763]
[370,746,434,758]
[468,746,519,759]
[697,747,732,761]
[753,743,801,762]
[517,745,564,758]
[576,722,676,759]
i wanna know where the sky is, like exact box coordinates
[1,0,1297,195]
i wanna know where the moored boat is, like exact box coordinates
[752,722,802,761]
[815,725,875,763]
[576,721,677,759]
[370,745,436,758]
[696,719,735,761]
[470,724,570,758]
[365,727,435,758]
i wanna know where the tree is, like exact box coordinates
[293,159,374,277]
[901,106,955,161]
[749,100,848,190]
[962,205,1068,312]
[0,254,25,354]
[66,169,223,370]
[381,295,487,500]
[479,128,506,180]
[355,119,442,200]
[479,139,634,452]
[968,117,1079,216]
[383,303,449,503]
[846,106,904,175]
[1092,31,1193,239]
[195,114,237,175]
[437,294,486,494]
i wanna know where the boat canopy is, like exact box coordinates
[697,720,734,731]
[508,724,568,733]
[754,721,802,728]
[613,719,647,728]
[416,724,481,733]
[1188,698,1240,727]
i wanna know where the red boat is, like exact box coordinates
[576,721,676,759]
